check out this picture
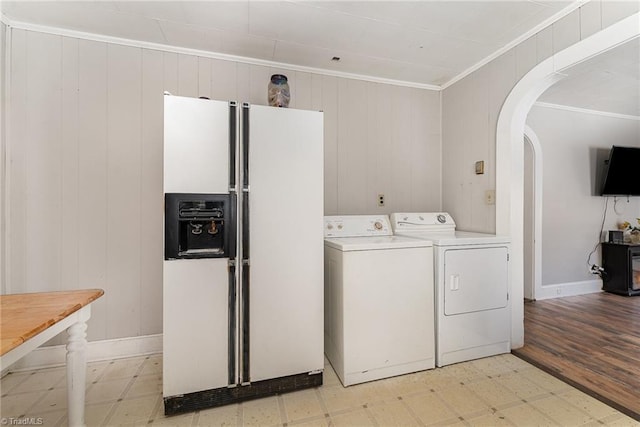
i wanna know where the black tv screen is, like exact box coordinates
[601,146,640,196]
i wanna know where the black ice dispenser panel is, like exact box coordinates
[164,193,235,260]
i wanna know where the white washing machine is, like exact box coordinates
[324,215,435,386]
[390,213,511,367]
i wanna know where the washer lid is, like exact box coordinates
[324,235,433,251]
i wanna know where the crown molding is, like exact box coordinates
[441,0,589,90]
[533,101,640,121]
[0,1,610,94]
[0,13,441,91]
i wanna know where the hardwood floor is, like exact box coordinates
[512,292,640,421]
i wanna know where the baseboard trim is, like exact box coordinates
[536,279,602,300]
[4,334,162,373]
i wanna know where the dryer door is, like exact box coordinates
[443,246,508,315]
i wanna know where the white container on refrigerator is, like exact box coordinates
[323,215,435,386]
[163,95,324,414]
[390,213,511,367]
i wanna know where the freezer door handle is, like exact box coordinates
[229,101,237,190]
[242,103,250,190]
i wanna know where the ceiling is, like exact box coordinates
[1,1,638,116]
[2,0,575,87]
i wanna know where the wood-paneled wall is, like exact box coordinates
[441,1,640,233]
[5,29,441,342]
[1,21,6,297]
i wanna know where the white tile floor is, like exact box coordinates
[1,353,638,426]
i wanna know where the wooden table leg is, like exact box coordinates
[66,307,90,427]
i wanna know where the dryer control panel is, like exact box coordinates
[324,215,393,238]
[390,212,456,233]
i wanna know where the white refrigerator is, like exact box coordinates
[162,95,324,414]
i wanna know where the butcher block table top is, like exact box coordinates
[0,289,104,356]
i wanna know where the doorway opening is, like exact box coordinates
[495,12,640,348]
[523,126,542,301]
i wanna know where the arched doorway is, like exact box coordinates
[495,12,640,348]
[523,126,542,301]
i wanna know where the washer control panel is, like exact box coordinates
[324,215,393,237]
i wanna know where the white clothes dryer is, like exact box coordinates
[390,213,511,367]
[324,215,435,386]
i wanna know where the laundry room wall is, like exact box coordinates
[3,27,441,346]
[526,104,640,297]
[441,1,640,233]
[0,21,6,297]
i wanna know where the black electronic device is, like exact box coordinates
[600,146,640,196]
[609,230,624,244]
[601,242,640,296]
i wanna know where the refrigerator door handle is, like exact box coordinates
[228,192,237,261]
[236,102,251,385]
[242,103,250,190]
[228,260,238,386]
[242,193,250,261]
[240,260,250,384]
[239,190,251,384]
[228,102,237,191]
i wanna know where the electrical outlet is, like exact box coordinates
[378,194,385,207]
[485,190,495,205]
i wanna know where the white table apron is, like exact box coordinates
[1,305,91,427]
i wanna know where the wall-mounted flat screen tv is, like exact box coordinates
[601,145,640,196]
